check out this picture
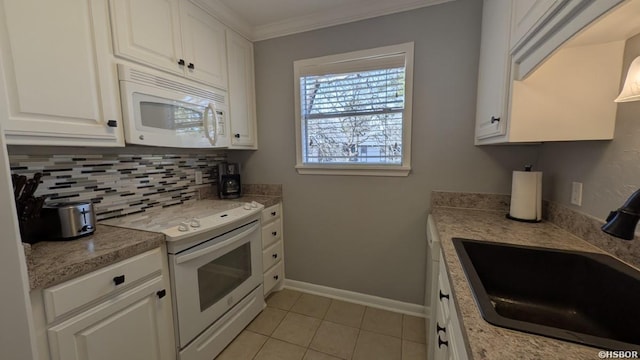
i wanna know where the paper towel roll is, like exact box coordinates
[509,170,542,222]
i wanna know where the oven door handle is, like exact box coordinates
[174,222,259,265]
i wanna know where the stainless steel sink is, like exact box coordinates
[453,238,640,350]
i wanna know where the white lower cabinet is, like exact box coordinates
[261,203,284,295]
[33,248,176,360]
[48,277,173,360]
[431,250,468,360]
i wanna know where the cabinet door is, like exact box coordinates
[180,1,228,89]
[510,0,562,50]
[110,0,184,76]
[475,0,511,141]
[0,0,123,146]
[47,277,174,360]
[226,30,257,148]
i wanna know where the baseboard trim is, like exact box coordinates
[284,279,428,318]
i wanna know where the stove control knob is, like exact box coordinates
[190,219,201,228]
[251,201,259,208]
[178,222,189,232]
[243,202,251,210]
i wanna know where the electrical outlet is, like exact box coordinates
[571,182,583,206]
[195,170,203,185]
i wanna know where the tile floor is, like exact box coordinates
[215,289,428,360]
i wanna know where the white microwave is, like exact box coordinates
[118,64,229,148]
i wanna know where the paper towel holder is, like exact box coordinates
[506,164,542,223]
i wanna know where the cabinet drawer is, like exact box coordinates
[43,248,163,323]
[262,219,282,248]
[263,261,283,295]
[262,240,283,272]
[261,203,281,224]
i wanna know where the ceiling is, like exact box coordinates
[195,0,453,41]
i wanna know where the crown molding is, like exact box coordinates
[190,0,253,40]
[251,0,455,41]
[193,0,455,42]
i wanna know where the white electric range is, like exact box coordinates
[102,199,266,360]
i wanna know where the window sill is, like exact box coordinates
[295,165,410,177]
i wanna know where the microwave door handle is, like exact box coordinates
[209,102,219,145]
[203,104,215,146]
[174,222,259,265]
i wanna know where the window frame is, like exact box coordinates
[293,42,414,177]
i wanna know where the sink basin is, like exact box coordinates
[452,238,640,350]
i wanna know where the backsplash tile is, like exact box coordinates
[544,201,640,269]
[9,153,225,220]
[431,191,510,212]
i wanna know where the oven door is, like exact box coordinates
[170,220,262,347]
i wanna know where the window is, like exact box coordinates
[294,43,414,176]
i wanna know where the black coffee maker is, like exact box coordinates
[218,162,242,199]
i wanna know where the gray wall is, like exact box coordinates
[538,33,640,221]
[230,0,539,304]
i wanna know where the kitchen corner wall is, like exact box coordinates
[8,145,225,220]
[228,0,539,304]
[538,32,640,222]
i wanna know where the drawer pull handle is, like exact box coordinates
[436,322,446,334]
[272,253,278,259]
[188,62,195,70]
[438,335,448,348]
[272,231,277,236]
[490,116,500,124]
[113,275,125,286]
[234,133,241,138]
[271,211,276,216]
[178,59,185,66]
[107,120,117,128]
[439,290,449,301]
[157,289,167,299]
[273,275,279,280]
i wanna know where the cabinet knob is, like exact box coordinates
[234,133,241,138]
[272,231,277,236]
[273,275,279,280]
[188,63,195,70]
[113,275,125,286]
[272,253,278,259]
[438,335,448,348]
[107,120,118,128]
[490,116,501,124]
[436,322,446,334]
[178,59,185,66]
[271,211,276,216]
[439,290,449,301]
[157,289,167,299]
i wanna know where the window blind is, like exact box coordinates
[300,66,405,164]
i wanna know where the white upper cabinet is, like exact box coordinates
[110,0,228,90]
[0,0,124,146]
[475,0,511,140]
[179,1,228,89]
[226,30,257,149]
[110,0,184,77]
[475,0,628,145]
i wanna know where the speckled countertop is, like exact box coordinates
[25,185,283,290]
[431,207,613,359]
[26,225,164,289]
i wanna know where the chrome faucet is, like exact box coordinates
[602,189,640,240]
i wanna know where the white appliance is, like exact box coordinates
[102,200,265,360]
[118,64,229,148]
